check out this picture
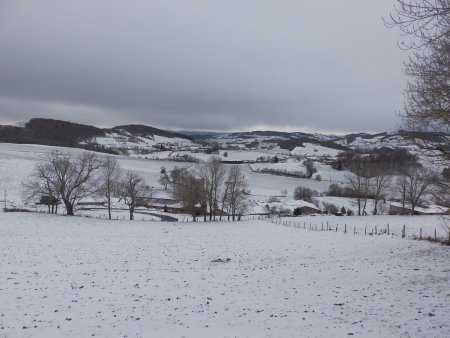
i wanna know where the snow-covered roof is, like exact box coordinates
[390,202,449,214]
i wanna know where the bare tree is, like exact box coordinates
[369,166,392,215]
[406,166,435,213]
[346,163,371,216]
[388,1,450,161]
[387,0,450,48]
[394,168,410,214]
[22,162,60,214]
[197,156,226,221]
[169,167,184,189]
[224,166,249,221]
[158,166,170,190]
[24,152,101,216]
[98,157,122,220]
[304,160,317,179]
[120,171,152,220]
[172,168,202,221]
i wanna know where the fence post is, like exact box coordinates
[365,225,367,236]
[344,224,346,234]
[321,222,323,231]
[335,225,338,232]
[354,226,356,235]
[420,228,422,240]
[387,224,390,235]
[402,224,406,238]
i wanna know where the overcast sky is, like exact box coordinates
[0,0,407,134]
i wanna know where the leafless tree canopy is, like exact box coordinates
[169,158,249,221]
[223,165,249,221]
[345,162,372,216]
[23,152,101,216]
[387,0,450,48]
[98,157,122,220]
[388,1,450,161]
[119,171,152,220]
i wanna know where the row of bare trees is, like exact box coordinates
[23,152,152,220]
[160,157,250,221]
[345,162,438,215]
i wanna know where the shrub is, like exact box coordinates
[293,207,302,216]
[328,183,343,196]
[303,160,317,178]
[322,202,339,215]
[294,186,318,202]
[268,196,280,203]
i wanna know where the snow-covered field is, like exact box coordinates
[1,212,450,338]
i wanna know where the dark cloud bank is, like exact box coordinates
[0,0,406,134]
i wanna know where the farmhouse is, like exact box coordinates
[389,202,450,216]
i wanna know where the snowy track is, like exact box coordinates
[1,213,450,337]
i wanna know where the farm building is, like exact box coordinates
[389,202,450,216]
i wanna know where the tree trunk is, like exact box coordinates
[63,200,74,216]
[108,199,112,220]
[129,205,134,220]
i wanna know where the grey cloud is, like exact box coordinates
[0,0,406,133]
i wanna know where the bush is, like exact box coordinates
[293,207,302,216]
[268,196,280,203]
[328,183,343,196]
[322,202,339,215]
[303,160,317,178]
[293,186,318,203]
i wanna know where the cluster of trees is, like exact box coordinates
[159,157,249,221]
[293,186,319,203]
[23,152,152,220]
[332,148,418,173]
[336,162,437,216]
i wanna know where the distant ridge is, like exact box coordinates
[0,118,192,152]
[0,118,105,147]
[110,124,192,140]
[0,118,448,155]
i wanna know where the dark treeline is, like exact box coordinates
[332,147,418,174]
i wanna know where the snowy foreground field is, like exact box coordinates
[1,213,450,338]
